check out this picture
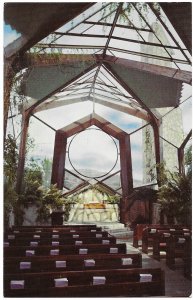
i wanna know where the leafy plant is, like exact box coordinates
[4,134,18,184]
[157,152,192,226]
[4,181,20,229]
[62,197,79,222]
[4,135,23,228]
[185,145,192,176]
[106,195,120,204]
[19,160,43,207]
[42,157,52,187]
[36,184,65,223]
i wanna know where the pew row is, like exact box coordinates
[4,243,126,257]
[133,224,190,249]
[5,230,109,240]
[4,253,142,274]
[152,231,191,260]
[7,227,102,234]
[4,236,116,247]
[142,227,190,254]
[4,267,165,297]
[165,235,192,272]
[12,225,98,231]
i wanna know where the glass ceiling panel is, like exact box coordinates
[68,23,99,34]
[118,3,147,29]
[35,2,191,73]
[53,35,108,47]
[133,3,157,27]
[94,84,128,102]
[110,39,182,69]
[56,3,109,34]
[36,101,93,130]
[78,24,111,36]
[113,27,144,42]
[176,63,192,72]
[59,91,90,99]
[94,102,142,134]
[107,49,143,62]
[87,5,117,23]
[180,101,192,136]
[184,50,192,62]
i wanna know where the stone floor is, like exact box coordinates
[124,241,192,297]
[68,222,192,297]
[116,234,192,297]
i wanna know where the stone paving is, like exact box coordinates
[116,234,192,297]
[69,223,191,297]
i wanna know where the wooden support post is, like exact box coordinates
[4,57,17,139]
[178,148,184,175]
[178,130,192,174]
[51,131,67,189]
[152,122,161,186]
[15,111,30,194]
[119,134,133,224]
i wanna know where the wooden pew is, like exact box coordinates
[4,268,165,297]
[133,224,185,249]
[4,230,108,240]
[4,243,126,257]
[12,225,98,231]
[141,225,190,254]
[152,230,191,260]
[165,235,192,271]
[4,253,142,274]
[133,224,148,248]
[9,226,102,233]
[183,236,192,279]
[4,236,116,246]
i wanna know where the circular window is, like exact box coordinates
[68,128,118,178]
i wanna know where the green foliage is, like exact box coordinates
[42,157,52,187]
[62,197,79,222]
[106,195,120,204]
[4,134,18,184]
[36,184,65,223]
[4,181,20,229]
[185,145,192,176]
[102,2,151,29]
[157,164,192,226]
[35,184,80,223]
[4,135,23,228]
[19,160,43,208]
[24,164,43,185]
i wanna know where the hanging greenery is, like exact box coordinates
[4,134,18,184]
[101,2,151,29]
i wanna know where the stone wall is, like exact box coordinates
[68,203,119,223]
